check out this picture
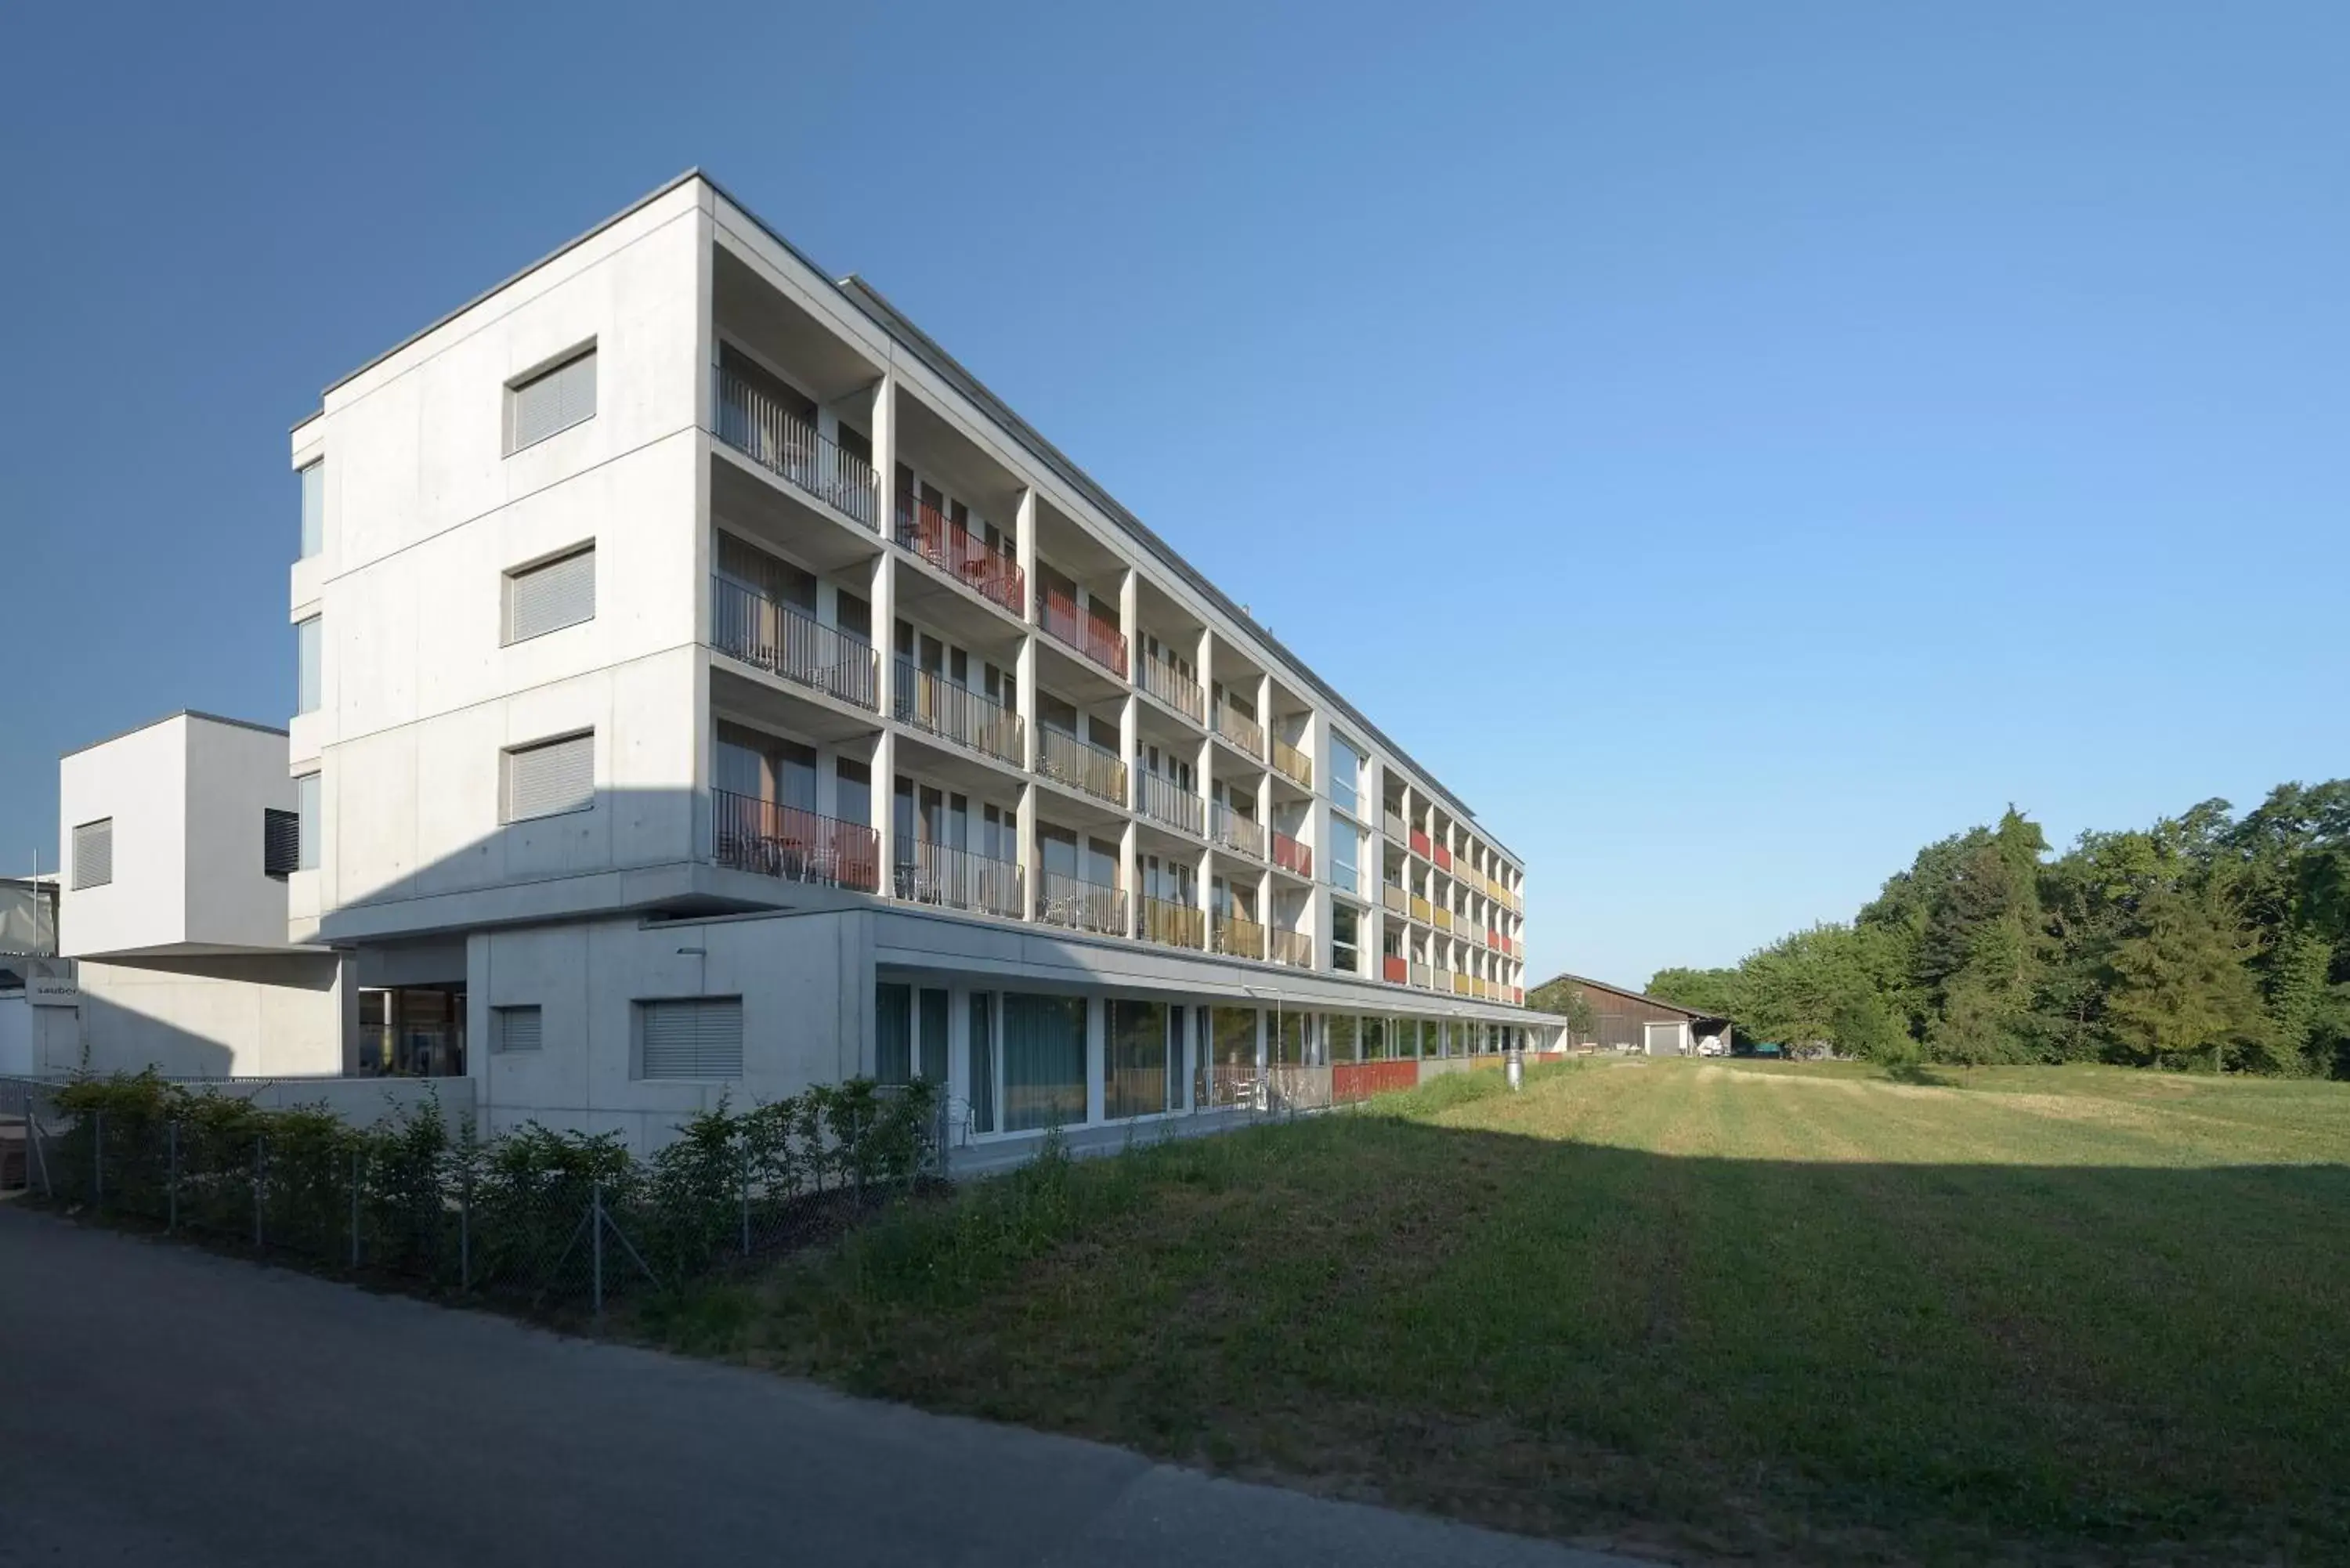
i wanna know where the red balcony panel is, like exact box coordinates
[1382,955,1408,984]
[1039,588,1129,677]
[1271,831,1312,879]
[1334,1060,1422,1103]
[1434,844,1453,871]
[1408,829,1431,858]
[896,503,1025,618]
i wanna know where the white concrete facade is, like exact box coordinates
[51,714,349,1077]
[248,172,1543,1147]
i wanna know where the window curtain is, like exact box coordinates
[1105,999,1167,1120]
[1003,992,1086,1132]
[876,982,911,1085]
[967,994,996,1134]
[919,988,949,1083]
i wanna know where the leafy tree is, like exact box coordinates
[1528,977,1600,1044]
[2102,881,2269,1071]
[1647,966,1741,1019]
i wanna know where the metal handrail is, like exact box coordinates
[710,576,877,710]
[894,500,1025,617]
[1213,699,1264,757]
[1212,912,1266,958]
[1270,831,1312,879]
[712,367,877,529]
[711,789,879,892]
[1139,655,1204,723]
[1039,590,1127,677]
[892,839,1023,919]
[1209,802,1265,858]
[895,660,1023,765]
[1036,727,1126,804]
[1271,739,1313,789]
[1140,895,1204,949]
[1137,771,1204,836]
[1036,872,1126,935]
[1267,928,1312,968]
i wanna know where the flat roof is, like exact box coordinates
[61,710,288,761]
[299,168,1520,864]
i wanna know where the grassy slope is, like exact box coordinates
[642,1062,2350,1565]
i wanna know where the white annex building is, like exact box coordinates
[50,171,1550,1152]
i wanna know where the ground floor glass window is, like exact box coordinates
[1003,992,1086,1132]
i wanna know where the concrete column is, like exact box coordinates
[1195,844,1213,951]
[1118,566,1138,683]
[1014,487,1038,625]
[1085,995,1106,1125]
[1016,780,1037,922]
[870,375,898,894]
[1119,817,1139,939]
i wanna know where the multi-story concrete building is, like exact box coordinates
[139,170,1542,1148]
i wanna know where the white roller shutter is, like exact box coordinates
[505,733,594,822]
[72,818,113,889]
[639,998,744,1079]
[493,1005,543,1053]
[508,347,597,452]
[505,547,595,642]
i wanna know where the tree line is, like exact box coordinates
[1642,782,2350,1075]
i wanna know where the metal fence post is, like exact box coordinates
[590,1181,606,1319]
[349,1150,362,1271]
[92,1107,103,1212]
[252,1136,266,1252]
[166,1120,179,1234]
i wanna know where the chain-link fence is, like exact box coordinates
[2,1074,944,1317]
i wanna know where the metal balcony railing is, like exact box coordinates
[1209,802,1265,858]
[1409,829,1431,859]
[1409,961,1433,988]
[712,367,878,529]
[1382,955,1408,984]
[1039,590,1127,678]
[1271,739,1312,789]
[1382,808,1407,842]
[1270,831,1312,879]
[1433,907,1453,931]
[711,789,879,892]
[895,660,1023,766]
[1452,974,1472,995]
[1213,700,1265,757]
[1037,872,1126,936]
[1137,771,1204,836]
[894,501,1025,617]
[1410,894,1432,923]
[1267,928,1311,969]
[1139,655,1204,724]
[1036,727,1126,805]
[1140,895,1205,949]
[1212,912,1265,959]
[892,839,1023,920]
[711,576,877,710]
[1381,883,1408,916]
[1434,844,1454,871]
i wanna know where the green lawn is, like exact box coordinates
[641,1060,2350,1565]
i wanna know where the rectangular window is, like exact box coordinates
[491,1005,543,1054]
[506,345,597,453]
[71,818,113,890]
[262,808,299,879]
[919,987,949,1083]
[637,997,743,1079]
[503,732,594,822]
[504,545,595,644]
[1329,733,1362,818]
[1330,822,1360,894]
[1331,902,1361,974]
[967,993,996,1136]
[876,981,912,1085]
[295,616,321,715]
[295,772,320,871]
[298,461,324,559]
[1105,998,1170,1121]
[1002,992,1086,1132]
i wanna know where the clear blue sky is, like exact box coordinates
[3,2,2344,988]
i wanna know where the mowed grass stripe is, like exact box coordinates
[638,1060,2350,1566]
